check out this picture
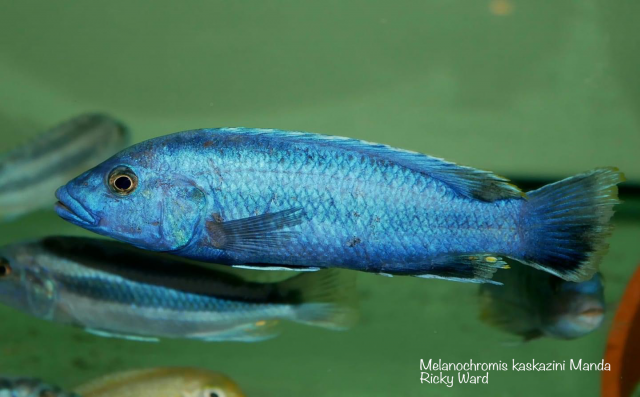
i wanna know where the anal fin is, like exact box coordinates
[412,253,509,284]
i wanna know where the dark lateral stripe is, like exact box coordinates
[0,144,100,194]
[41,237,284,304]
[2,114,117,162]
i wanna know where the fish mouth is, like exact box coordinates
[580,306,605,317]
[54,186,97,226]
[569,300,605,330]
[576,304,605,326]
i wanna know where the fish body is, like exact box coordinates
[479,266,605,340]
[0,377,78,397]
[0,237,355,342]
[73,367,245,397]
[0,113,129,221]
[55,128,623,283]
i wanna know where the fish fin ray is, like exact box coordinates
[281,269,359,330]
[206,207,305,254]
[519,167,624,281]
[401,253,509,284]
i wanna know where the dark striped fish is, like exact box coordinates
[0,377,78,397]
[0,114,129,221]
[0,237,356,342]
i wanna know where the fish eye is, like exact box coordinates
[108,166,138,195]
[0,257,11,277]
[203,388,226,397]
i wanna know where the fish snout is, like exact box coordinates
[54,186,97,226]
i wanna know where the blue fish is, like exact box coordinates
[55,128,623,283]
[0,237,356,342]
[480,266,605,340]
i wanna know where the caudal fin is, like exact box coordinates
[519,167,624,282]
[279,269,358,330]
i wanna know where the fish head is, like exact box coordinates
[55,143,207,252]
[542,273,605,339]
[182,369,246,397]
[0,244,57,319]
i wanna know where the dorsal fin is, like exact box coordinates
[215,128,525,202]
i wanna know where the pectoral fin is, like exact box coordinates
[206,208,305,254]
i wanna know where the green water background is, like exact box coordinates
[0,1,639,396]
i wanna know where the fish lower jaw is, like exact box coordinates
[54,186,97,226]
[54,201,96,226]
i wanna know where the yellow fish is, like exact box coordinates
[73,367,245,397]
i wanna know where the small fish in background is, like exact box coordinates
[55,128,623,284]
[0,113,130,221]
[0,368,244,397]
[479,264,605,341]
[0,236,357,342]
[73,367,245,397]
[0,377,79,397]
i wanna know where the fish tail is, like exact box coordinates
[279,269,358,330]
[519,167,624,282]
